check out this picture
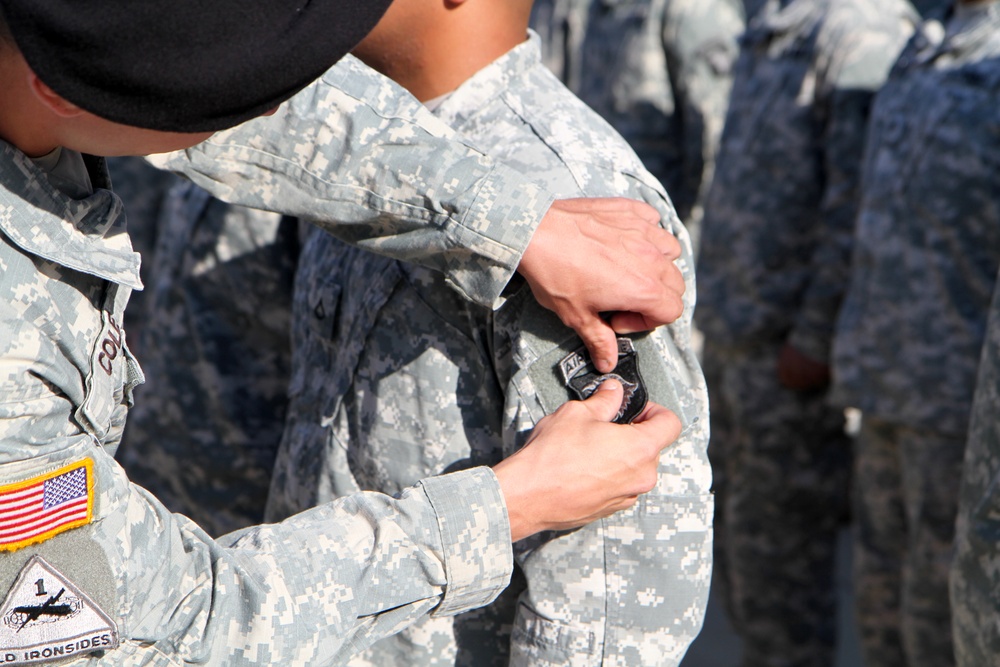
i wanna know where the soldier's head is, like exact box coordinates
[352,0,535,102]
[0,0,393,157]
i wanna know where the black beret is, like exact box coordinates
[0,0,394,132]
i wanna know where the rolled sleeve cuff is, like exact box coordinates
[445,166,555,309]
[419,467,513,616]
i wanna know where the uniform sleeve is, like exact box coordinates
[662,0,744,236]
[0,434,513,666]
[149,55,556,309]
[788,27,906,362]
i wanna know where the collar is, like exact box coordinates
[907,0,1000,66]
[0,142,141,289]
[431,30,542,130]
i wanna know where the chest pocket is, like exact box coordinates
[77,286,143,443]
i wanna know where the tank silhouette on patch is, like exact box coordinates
[0,556,118,665]
[558,337,648,424]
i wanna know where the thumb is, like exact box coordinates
[583,378,625,422]
[577,316,620,374]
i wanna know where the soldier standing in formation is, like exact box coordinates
[265,0,711,664]
[696,0,919,664]
[832,1,1000,664]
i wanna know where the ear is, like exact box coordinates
[26,71,84,118]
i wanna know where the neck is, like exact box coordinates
[353,4,529,102]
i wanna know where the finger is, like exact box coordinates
[581,377,625,422]
[640,225,681,258]
[631,404,683,446]
[607,311,658,335]
[612,287,685,330]
[575,316,620,373]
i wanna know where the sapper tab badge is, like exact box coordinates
[558,337,648,424]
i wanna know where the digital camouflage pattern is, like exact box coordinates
[830,3,1000,665]
[529,0,744,250]
[151,54,559,312]
[120,51,580,538]
[952,267,1000,667]
[266,34,712,667]
[114,180,298,536]
[0,140,515,665]
[694,0,918,664]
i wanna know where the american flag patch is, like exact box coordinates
[0,460,93,552]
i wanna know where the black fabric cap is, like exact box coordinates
[0,0,394,133]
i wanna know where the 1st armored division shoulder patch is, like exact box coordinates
[0,555,119,665]
[558,337,648,424]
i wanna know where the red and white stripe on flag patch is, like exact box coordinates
[0,459,93,552]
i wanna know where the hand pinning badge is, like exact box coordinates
[558,337,648,424]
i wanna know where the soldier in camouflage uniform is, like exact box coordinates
[263,3,712,665]
[695,0,919,664]
[951,267,1000,667]
[113,180,298,536]
[0,1,689,663]
[530,0,743,252]
[830,3,1000,664]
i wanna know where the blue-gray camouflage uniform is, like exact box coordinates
[265,33,712,667]
[695,0,918,664]
[0,139,516,665]
[830,4,1000,664]
[113,180,297,537]
[105,157,182,354]
[529,0,744,252]
[951,266,1000,667]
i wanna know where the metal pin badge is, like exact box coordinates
[558,337,648,424]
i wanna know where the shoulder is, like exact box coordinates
[816,0,918,89]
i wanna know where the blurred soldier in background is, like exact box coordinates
[952,268,1000,667]
[695,0,919,664]
[831,2,1000,664]
[264,0,711,665]
[529,0,743,252]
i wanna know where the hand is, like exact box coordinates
[777,343,831,391]
[493,379,682,542]
[518,198,685,374]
